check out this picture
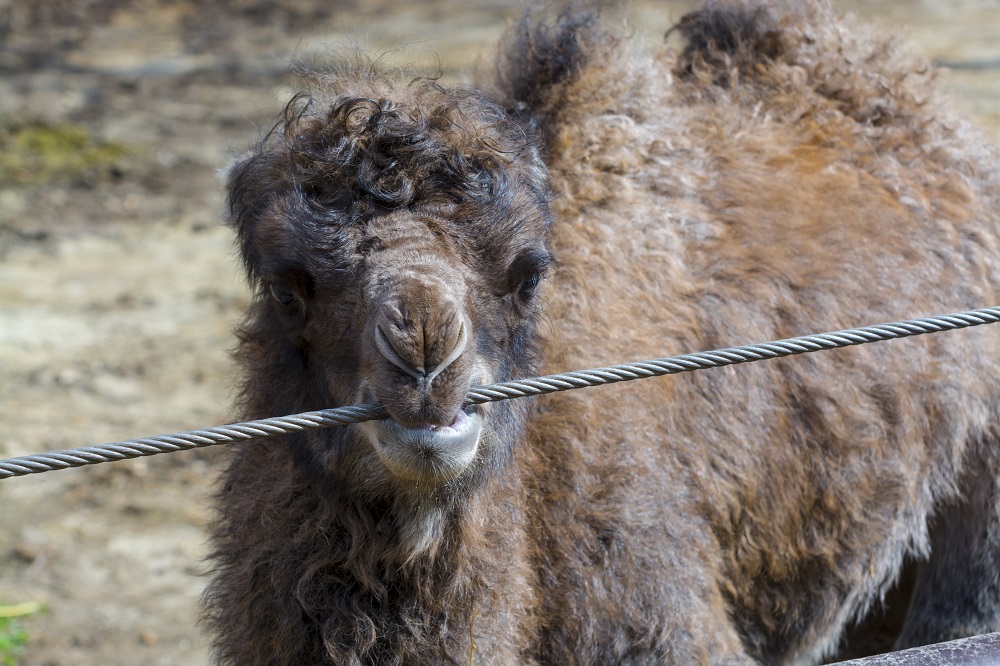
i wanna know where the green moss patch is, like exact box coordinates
[0,123,128,185]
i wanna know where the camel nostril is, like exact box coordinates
[375,323,425,379]
[374,316,469,386]
[423,319,467,384]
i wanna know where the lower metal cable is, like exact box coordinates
[2,306,998,480]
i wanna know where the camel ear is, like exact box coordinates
[504,105,550,195]
[521,139,549,195]
[219,150,255,226]
[221,148,281,285]
[222,147,318,309]
[222,150,260,283]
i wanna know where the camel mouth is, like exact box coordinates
[362,406,483,483]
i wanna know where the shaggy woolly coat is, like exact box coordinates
[205,1,1000,664]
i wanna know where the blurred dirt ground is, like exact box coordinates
[0,1,998,664]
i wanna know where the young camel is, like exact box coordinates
[204,1,1000,663]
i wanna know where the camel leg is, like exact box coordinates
[896,444,1000,648]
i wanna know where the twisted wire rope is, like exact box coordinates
[2,306,998,480]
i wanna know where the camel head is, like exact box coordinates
[226,72,553,500]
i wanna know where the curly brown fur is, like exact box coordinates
[205,2,1000,664]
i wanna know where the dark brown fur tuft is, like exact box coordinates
[671,0,787,85]
[488,3,610,149]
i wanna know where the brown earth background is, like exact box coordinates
[0,1,998,664]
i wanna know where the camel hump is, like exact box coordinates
[670,0,789,83]
[488,4,608,119]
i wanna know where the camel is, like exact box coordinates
[204,1,1000,663]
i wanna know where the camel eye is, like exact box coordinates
[519,272,541,298]
[507,249,553,300]
[269,283,297,306]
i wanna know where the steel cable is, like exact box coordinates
[2,306,999,480]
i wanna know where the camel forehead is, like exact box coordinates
[227,67,553,289]
[263,204,546,288]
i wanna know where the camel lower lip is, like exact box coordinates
[415,408,469,431]
[362,408,482,482]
